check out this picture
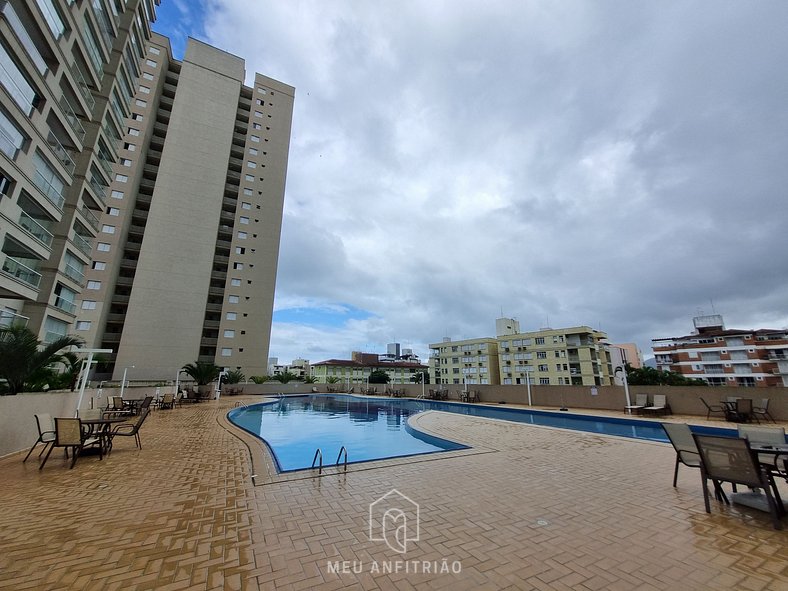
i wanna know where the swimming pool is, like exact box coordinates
[227,394,740,472]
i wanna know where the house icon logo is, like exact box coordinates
[369,489,420,553]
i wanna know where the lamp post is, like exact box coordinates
[615,366,632,409]
[525,370,532,406]
[119,365,134,399]
[216,370,228,399]
[174,369,184,398]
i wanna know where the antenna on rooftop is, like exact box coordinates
[710,298,716,314]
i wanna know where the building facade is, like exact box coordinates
[428,337,500,386]
[312,353,428,385]
[429,318,614,386]
[652,315,788,387]
[74,36,293,380]
[1,0,158,339]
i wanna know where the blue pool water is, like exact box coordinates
[227,394,741,472]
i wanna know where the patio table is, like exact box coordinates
[81,417,126,454]
[729,444,788,517]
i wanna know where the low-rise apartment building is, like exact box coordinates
[428,337,500,386]
[312,352,427,385]
[652,315,788,387]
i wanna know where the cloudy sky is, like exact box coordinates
[153,1,788,364]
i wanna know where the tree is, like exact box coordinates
[368,369,390,384]
[0,325,83,395]
[181,361,220,385]
[302,375,317,383]
[272,371,298,383]
[625,364,707,386]
[411,370,429,384]
[249,375,269,384]
[225,369,245,384]
[325,376,340,384]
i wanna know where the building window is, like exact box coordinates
[254,111,263,118]
[228,295,239,304]
[535,337,545,345]
[230,278,241,287]
[233,262,243,270]
[235,247,245,255]
[145,59,157,67]
[92,261,105,270]
[252,123,261,130]
[135,99,147,107]
[241,202,252,210]
[239,216,249,224]
[226,312,237,320]
[76,321,91,331]
[246,161,256,168]
[115,174,128,182]
[537,351,547,359]
[131,113,143,121]
[123,142,136,151]
[111,190,124,199]
[0,110,26,159]
[97,242,110,252]
[81,300,97,310]
[538,364,548,372]
[237,231,247,239]
[249,148,258,156]
[107,207,120,216]
[221,348,232,357]
[149,46,160,55]
[128,128,140,136]
[119,158,132,166]
[101,224,115,234]
[86,280,101,290]
[250,135,260,142]
[539,378,550,385]
[244,174,254,181]
[223,330,235,338]
[138,85,150,94]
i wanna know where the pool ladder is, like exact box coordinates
[311,446,348,474]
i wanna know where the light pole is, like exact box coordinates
[216,369,228,399]
[615,366,632,410]
[119,365,134,399]
[174,369,184,397]
[525,370,532,406]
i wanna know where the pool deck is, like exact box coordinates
[1,396,786,590]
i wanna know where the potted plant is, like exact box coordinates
[181,361,220,398]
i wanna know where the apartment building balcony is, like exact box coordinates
[18,211,54,248]
[53,296,76,315]
[158,95,174,110]
[128,224,145,237]
[0,309,29,327]
[71,231,93,256]
[767,350,788,360]
[78,205,100,232]
[110,294,129,304]
[1,254,42,290]
[86,174,109,207]
[106,313,127,324]
[32,169,65,211]
[61,262,85,286]
[115,276,134,287]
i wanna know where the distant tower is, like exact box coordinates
[495,317,521,337]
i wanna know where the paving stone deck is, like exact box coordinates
[1,397,786,590]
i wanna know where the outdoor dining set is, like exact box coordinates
[23,391,180,470]
[663,421,788,530]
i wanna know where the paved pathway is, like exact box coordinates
[0,397,786,590]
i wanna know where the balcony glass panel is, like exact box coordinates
[58,96,86,142]
[0,310,29,327]
[1,255,42,288]
[0,43,38,115]
[32,152,65,209]
[1,2,47,74]
[46,131,75,174]
[54,296,76,314]
[19,211,54,247]
[80,205,100,231]
[35,0,66,39]
[0,110,25,159]
[82,24,105,78]
[63,262,85,284]
[69,62,95,111]
[72,232,93,255]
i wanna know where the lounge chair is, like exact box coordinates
[110,409,150,450]
[692,434,783,530]
[662,423,702,487]
[22,414,55,463]
[40,418,102,470]
[699,397,726,420]
[625,393,649,415]
[752,399,775,424]
[643,394,671,416]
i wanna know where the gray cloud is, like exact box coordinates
[196,0,788,362]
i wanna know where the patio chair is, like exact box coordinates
[78,408,104,420]
[625,393,649,415]
[733,398,755,423]
[22,414,56,463]
[40,418,102,470]
[110,409,150,450]
[107,396,133,417]
[752,399,775,424]
[139,396,154,413]
[643,394,671,416]
[738,425,787,473]
[699,397,726,420]
[662,423,702,487]
[692,434,783,530]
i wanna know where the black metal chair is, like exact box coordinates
[692,434,783,530]
[40,418,102,470]
[752,399,775,424]
[662,423,702,487]
[699,397,725,420]
[110,409,150,450]
[22,414,56,462]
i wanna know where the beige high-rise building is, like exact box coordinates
[75,35,293,380]
[1,0,159,337]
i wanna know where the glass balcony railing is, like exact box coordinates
[46,131,75,174]
[80,205,100,231]
[88,174,108,204]
[44,330,67,344]
[19,211,54,247]
[82,28,105,79]
[63,263,85,284]
[0,309,29,327]
[1,255,42,288]
[0,50,38,116]
[33,169,65,210]
[96,154,113,179]
[70,63,95,111]
[58,96,86,143]
[72,232,93,255]
[54,296,77,315]
[35,0,66,39]
[2,2,47,75]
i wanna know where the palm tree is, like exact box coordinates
[181,361,220,386]
[250,375,269,384]
[302,375,317,384]
[225,369,245,384]
[325,376,340,385]
[0,325,83,395]
[272,371,298,384]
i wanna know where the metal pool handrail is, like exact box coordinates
[312,448,323,474]
[336,446,348,472]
